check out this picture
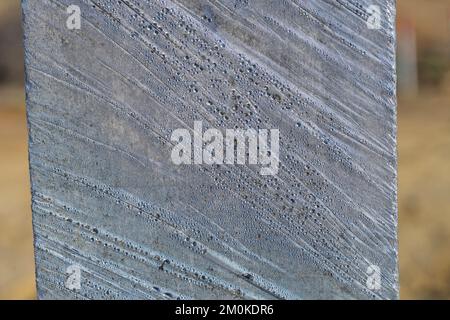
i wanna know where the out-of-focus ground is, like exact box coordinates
[398,92,450,299]
[0,1,36,300]
[397,0,450,299]
[0,0,449,299]
[0,88,35,299]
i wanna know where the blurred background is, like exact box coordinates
[0,0,449,299]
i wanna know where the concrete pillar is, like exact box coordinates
[22,0,398,299]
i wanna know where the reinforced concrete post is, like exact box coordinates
[22,0,398,299]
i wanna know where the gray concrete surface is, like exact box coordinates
[22,0,398,299]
